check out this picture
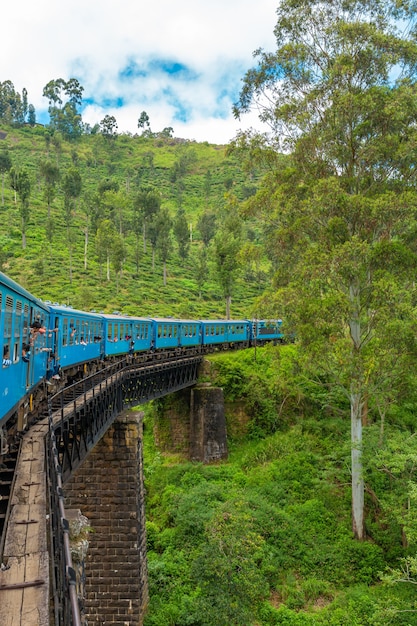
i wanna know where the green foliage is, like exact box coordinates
[142,341,417,625]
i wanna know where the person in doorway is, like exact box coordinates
[22,343,31,363]
[3,345,12,366]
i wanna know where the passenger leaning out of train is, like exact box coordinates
[3,345,12,367]
[30,318,46,344]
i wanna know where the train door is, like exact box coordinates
[19,301,30,389]
[48,314,60,378]
[3,294,13,367]
[26,307,36,388]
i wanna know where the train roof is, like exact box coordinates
[48,303,104,319]
[149,317,186,323]
[0,271,49,311]
[104,313,153,322]
[199,319,250,324]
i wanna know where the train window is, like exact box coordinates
[15,301,22,337]
[4,295,13,338]
[69,318,75,345]
[86,321,91,343]
[3,296,12,365]
[13,301,23,361]
[173,326,177,338]
[107,323,113,340]
[23,304,29,342]
[63,318,68,346]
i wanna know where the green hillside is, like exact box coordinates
[0,124,267,319]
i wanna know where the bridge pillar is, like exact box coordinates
[63,409,148,626]
[155,384,228,462]
[190,384,228,462]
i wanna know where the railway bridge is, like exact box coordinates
[0,354,227,625]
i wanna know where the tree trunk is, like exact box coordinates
[84,228,88,270]
[69,247,73,284]
[225,295,231,320]
[135,237,140,277]
[351,389,364,540]
[163,261,167,286]
[107,255,110,281]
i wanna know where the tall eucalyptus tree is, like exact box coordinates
[233,0,417,539]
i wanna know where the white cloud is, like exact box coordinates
[1,0,278,143]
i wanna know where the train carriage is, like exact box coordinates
[0,272,51,429]
[151,318,181,352]
[48,305,104,375]
[227,320,251,348]
[178,320,202,349]
[200,319,251,350]
[103,314,153,357]
[252,319,284,345]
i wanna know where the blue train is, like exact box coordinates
[0,271,283,446]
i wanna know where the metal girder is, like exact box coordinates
[50,356,202,481]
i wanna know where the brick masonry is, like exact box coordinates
[63,409,148,626]
[154,384,228,463]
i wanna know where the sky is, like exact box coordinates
[1,0,278,144]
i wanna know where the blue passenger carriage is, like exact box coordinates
[0,272,50,429]
[201,319,251,350]
[178,320,202,350]
[103,314,153,358]
[151,318,182,352]
[252,319,283,345]
[48,305,104,377]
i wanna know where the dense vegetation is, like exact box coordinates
[143,346,417,625]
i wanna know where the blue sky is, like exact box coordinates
[1,0,278,144]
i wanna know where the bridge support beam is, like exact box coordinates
[64,409,148,626]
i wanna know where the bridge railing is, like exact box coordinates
[46,407,82,626]
[46,359,127,626]
[46,354,202,625]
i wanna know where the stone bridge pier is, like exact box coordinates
[64,409,148,626]
[62,383,226,625]
[154,383,228,462]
